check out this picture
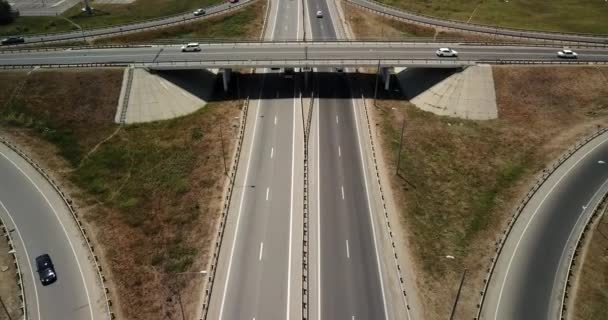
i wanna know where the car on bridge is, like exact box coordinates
[181,43,202,52]
[436,47,458,57]
[557,49,578,59]
[193,8,206,16]
[36,254,57,286]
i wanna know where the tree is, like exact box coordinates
[0,0,16,25]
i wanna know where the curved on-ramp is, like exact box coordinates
[481,130,608,319]
[0,142,108,320]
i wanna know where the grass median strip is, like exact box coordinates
[0,68,242,320]
[363,66,608,319]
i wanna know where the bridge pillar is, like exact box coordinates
[381,67,391,91]
[222,68,232,92]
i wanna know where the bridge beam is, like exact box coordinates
[221,68,232,92]
[381,67,391,91]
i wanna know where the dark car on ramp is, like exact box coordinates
[35,254,57,286]
[1,36,25,45]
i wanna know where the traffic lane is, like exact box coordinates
[271,0,301,40]
[2,46,607,65]
[0,150,92,320]
[494,139,608,320]
[307,0,337,40]
[318,73,386,319]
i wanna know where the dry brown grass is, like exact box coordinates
[0,228,21,320]
[0,69,243,320]
[364,66,608,319]
[572,205,608,320]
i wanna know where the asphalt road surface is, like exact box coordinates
[482,133,608,320]
[1,44,607,67]
[0,143,105,320]
[205,0,304,318]
[307,1,391,319]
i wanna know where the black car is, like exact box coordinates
[35,254,57,286]
[1,36,25,45]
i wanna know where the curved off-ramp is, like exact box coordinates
[481,130,608,320]
[0,141,108,320]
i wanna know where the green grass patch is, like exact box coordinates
[378,0,608,34]
[0,0,224,36]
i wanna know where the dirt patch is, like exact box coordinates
[360,66,608,319]
[0,69,243,320]
[572,205,608,320]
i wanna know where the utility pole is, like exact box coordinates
[396,119,405,175]
[0,296,12,320]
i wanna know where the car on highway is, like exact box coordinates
[193,8,206,16]
[35,254,57,286]
[557,49,578,59]
[181,43,202,52]
[436,47,458,57]
[316,10,323,18]
[1,36,25,45]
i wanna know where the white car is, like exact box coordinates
[193,8,205,16]
[557,49,578,59]
[316,10,323,18]
[436,47,458,57]
[181,43,201,52]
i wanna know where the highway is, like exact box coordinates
[205,0,303,318]
[306,1,404,318]
[482,133,608,319]
[0,143,107,320]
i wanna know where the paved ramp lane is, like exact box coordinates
[0,143,107,320]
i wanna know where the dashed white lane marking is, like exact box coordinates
[160,81,169,90]
[259,242,264,261]
[266,187,270,201]
[338,145,341,158]
[274,116,277,125]
[341,185,345,200]
[346,240,350,259]
[270,147,274,159]
[336,115,339,124]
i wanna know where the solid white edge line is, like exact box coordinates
[0,150,95,320]
[286,80,297,320]
[0,199,40,320]
[352,99,390,319]
[218,80,263,320]
[316,92,322,320]
[493,136,608,320]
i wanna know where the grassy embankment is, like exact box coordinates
[377,0,608,34]
[364,66,608,319]
[572,205,608,320]
[0,0,224,36]
[0,67,242,320]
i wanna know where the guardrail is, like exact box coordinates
[301,83,314,320]
[199,96,250,320]
[348,0,608,45]
[0,137,116,319]
[0,209,26,319]
[560,190,608,319]
[475,127,608,319]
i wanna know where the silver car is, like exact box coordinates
[557,49,578,59]
[181,43,201,52]
[436,47,458,57]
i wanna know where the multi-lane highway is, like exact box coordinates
[482,133,608,320]
[0,143,107,320]
[205,0,304,318]
[1,44,607,68]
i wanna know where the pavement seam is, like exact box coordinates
[475,127,608,320]
[0,137,116,319]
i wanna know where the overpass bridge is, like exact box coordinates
[1,42,607,89]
